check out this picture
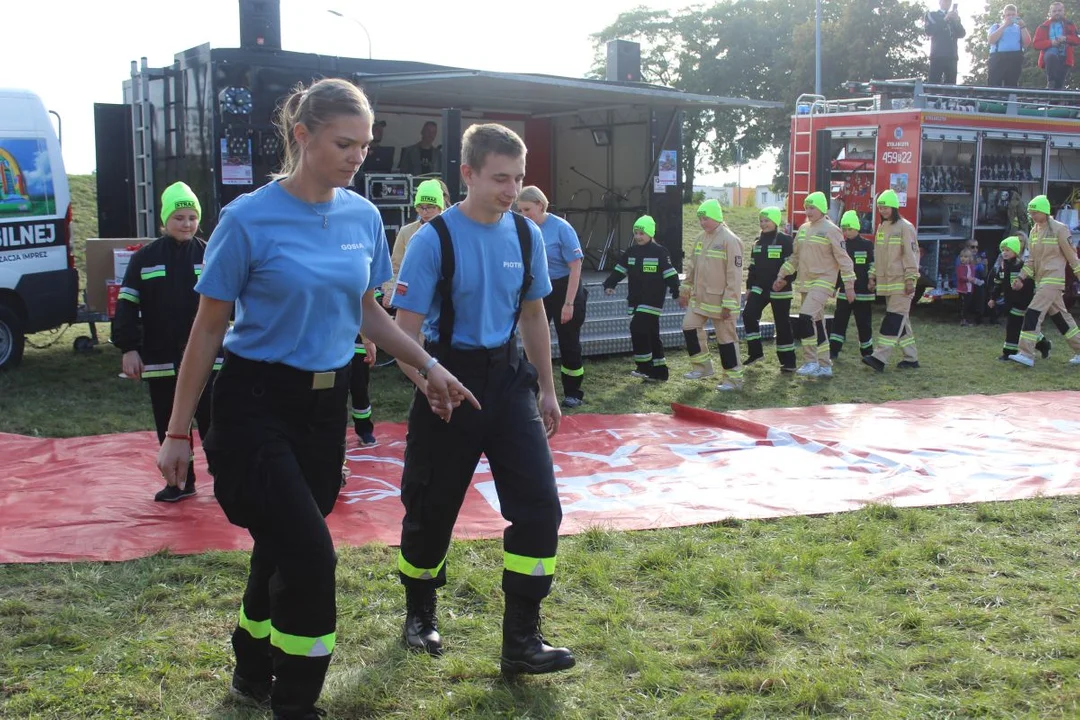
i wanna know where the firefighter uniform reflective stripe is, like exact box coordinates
[505,552,556,576]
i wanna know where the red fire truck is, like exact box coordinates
[788,80,1080,301]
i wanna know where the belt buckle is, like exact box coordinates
[311,371,336,390]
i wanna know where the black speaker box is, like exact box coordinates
[239,0,282,50]
[606,40,642,83]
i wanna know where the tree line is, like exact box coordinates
[591,0,1074,199]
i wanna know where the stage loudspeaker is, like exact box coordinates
[441,108,463,202]
[239,0,281,50]
[606,40,642,82]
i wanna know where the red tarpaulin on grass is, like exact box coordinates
[2,391,1078,563]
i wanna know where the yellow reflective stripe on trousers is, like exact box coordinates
[398,551,445,580]
[561,366,584,377]
[271,626,335,657]
[504,552,556,577]
[238,602,270,640]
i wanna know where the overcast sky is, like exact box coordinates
[2,0,980,188]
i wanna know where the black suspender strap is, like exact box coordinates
[428,212,533,354]
[508,212,534,346]
[430,215,456,352]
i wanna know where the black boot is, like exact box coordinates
[403,587,442,656]
[500,595,575,676]
[1036,337,1052,359]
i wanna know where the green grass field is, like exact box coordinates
[2,178,1080,718]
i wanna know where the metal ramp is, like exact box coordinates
[545,272,775,360]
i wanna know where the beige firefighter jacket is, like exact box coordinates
[681,224,743,317]
[871,216,919,296]
[1022,217,1080,289]
[777,217,855,294]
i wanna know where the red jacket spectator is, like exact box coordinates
[1033,17,1080,68]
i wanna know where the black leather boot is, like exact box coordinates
[402,586,442,656]
[500,594,575,676]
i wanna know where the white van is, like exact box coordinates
[0,89,77,369]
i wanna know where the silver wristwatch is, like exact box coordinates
[418,357,439,378]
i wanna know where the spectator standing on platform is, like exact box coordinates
[925,0,966,85]
[1032,2,1080,90]
[988,5,1032,87]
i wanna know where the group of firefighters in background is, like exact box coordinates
[667,189,1080,387]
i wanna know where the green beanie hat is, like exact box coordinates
[414,179,445,210]
[697,199,724,223]
[760,206,782,226]
[877,189,900,209]
[1027,195,1051,215]
[804,191,828,213]
[633,215,656,238]
[160,181,201,226]
[1000,236,1022,255]
[840,210,861,230]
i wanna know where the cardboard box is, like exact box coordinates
[84,238,152,314]
[106,281,121,319]
[113,249,136,284]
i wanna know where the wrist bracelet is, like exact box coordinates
[166,432,191,441]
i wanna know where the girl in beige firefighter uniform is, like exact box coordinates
[773,191,856,378]
[680,199,744,391]
[1009,194,1080,367]
[862,189,920,372]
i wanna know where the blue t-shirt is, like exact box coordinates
[539,214,584,280]
[1048,21,1065,55]
[989,22,1024,52]
[196,181,392,372]
[391,206,552,349]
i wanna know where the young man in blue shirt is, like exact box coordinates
[391,123,575,676]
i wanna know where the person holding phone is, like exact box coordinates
[924,0,967,84]
[1033,2,1080,90]
[988,4,1032,87]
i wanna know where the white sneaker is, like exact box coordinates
[716,381,740,392]
[1008,353,1035,368]
[814,365,833,378]
[630,370,651,379]
[1069,354,1080,366]
[795,362,819,376]
[683,369,715,380]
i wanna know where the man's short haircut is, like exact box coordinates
[462,123,526,172]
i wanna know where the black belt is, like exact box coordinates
[424,341,518,370]
[221,352,349,391]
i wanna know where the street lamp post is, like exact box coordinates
[815,0,822,95]
[327,9,373,59]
